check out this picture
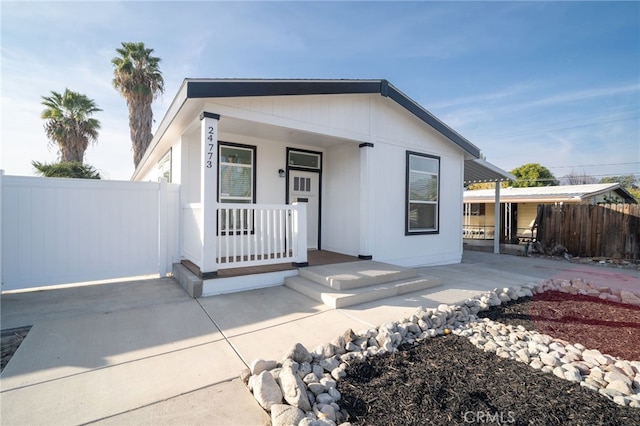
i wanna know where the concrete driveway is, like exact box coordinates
[1,251,638,425]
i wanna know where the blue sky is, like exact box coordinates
[2,1,639,181]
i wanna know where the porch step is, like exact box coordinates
[284,274,442,309]
[298,260,419,291]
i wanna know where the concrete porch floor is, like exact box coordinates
[1,250,639,425]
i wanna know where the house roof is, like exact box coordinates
[133,78,511,182]
[185,78,481,156]
[463,183,637,204]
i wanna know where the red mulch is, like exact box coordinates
[482,291,640,361]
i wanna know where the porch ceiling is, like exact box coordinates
[218,116,358,148]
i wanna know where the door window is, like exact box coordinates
[293,176,312,192]
[289,151,321,170]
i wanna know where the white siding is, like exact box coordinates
[368,141,464,266]
[322,143,360,255]
[214,94,372,137]
[184,132,201,203]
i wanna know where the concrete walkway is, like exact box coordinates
[1,251,638,425]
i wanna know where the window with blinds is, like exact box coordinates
[406,151,440,234]
[219,144,255,203]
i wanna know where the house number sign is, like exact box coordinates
[200,111,219,171]
[206,126,215,169]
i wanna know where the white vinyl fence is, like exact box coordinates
[1,172,180,291]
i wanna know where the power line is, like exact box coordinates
[546,162,640,169]
[512,173,640,183]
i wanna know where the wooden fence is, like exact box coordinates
[535,203,640,260]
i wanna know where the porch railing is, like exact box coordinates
[216,203,307,268]
[181,202,307,271]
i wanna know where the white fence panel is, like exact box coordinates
[1,175,179,291]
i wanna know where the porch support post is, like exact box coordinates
[494,181,501,254]
[358,143,374,260]
[292,202,308,267]
[200,112,220,278]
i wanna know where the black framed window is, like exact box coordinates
[218,142,256,234]
[406,151,440,234]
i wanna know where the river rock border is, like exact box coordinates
[242,279,640,426]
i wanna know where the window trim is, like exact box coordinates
[288,149,322,170]
[217,141,257,235]
[405,151,440,235]
[218,141,257,204]
[158,148,172,183]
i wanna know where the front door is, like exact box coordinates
[289,170,320,249]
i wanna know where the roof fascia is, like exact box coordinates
[186,79,382,98]
[614,187,638,203]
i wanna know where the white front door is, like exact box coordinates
[289,170,319,249]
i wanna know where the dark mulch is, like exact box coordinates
[338,294,640,426]
[1,326,31,372]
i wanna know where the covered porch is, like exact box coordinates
[174,104,377,283]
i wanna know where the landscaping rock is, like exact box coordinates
[284,343,312,364]
[253,371,283,411]
[270,404,305,426]
[279,365,312,411]
[250,358,278,375]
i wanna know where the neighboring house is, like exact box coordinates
[132,79,510,294]
[463,183,637,243]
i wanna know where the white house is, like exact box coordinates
[132,79,510,295]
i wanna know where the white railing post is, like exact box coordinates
[293,202,308,266]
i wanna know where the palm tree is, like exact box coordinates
[111,42,164,168]
[41,89,101,163]
[32,161,101,179]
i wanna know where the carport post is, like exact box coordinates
[0,170,3,289]
[494,182,501,254]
